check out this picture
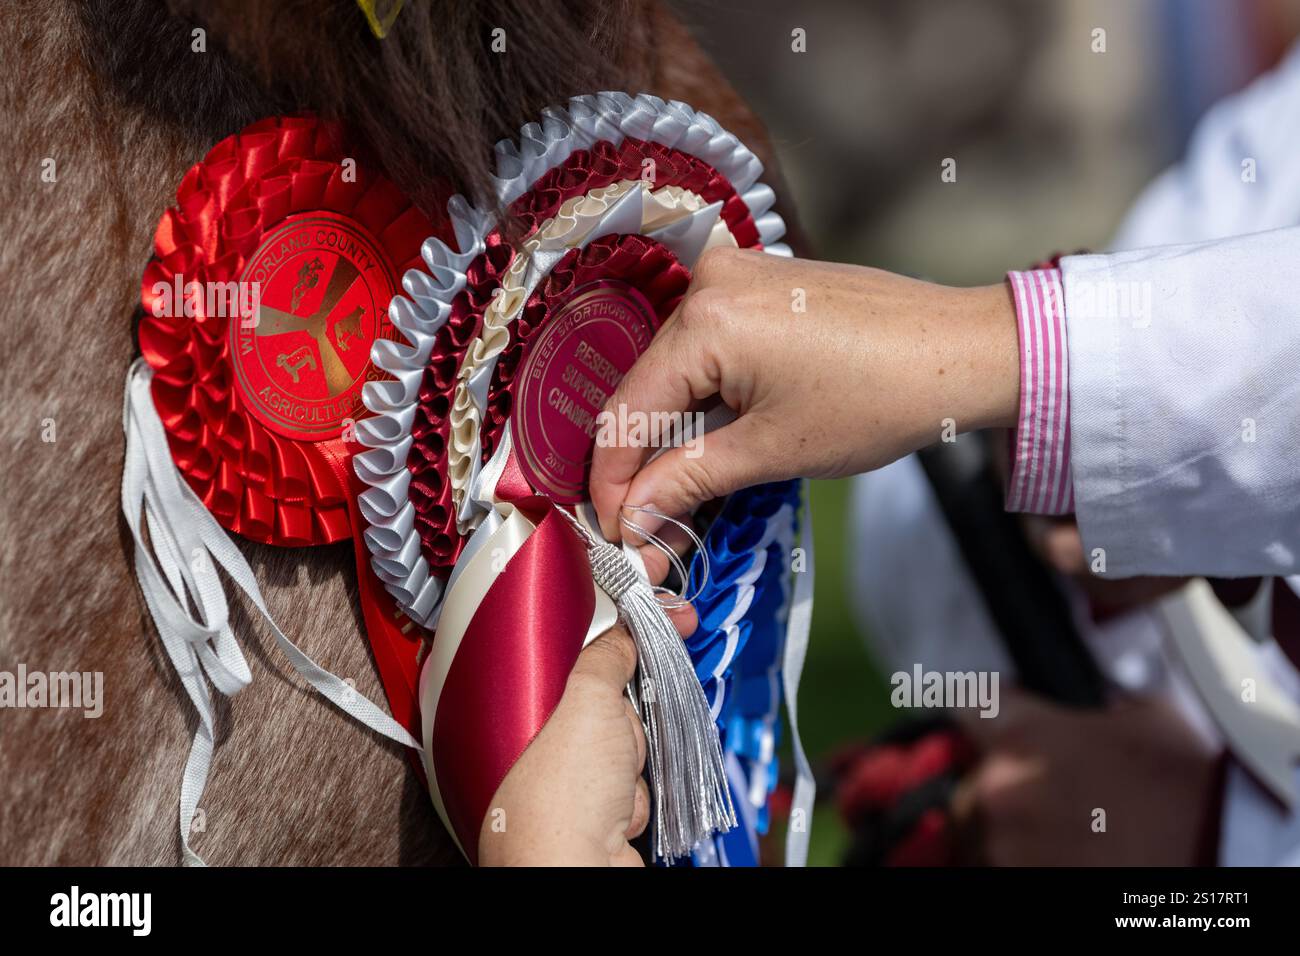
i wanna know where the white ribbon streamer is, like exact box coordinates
[121,360,418,866]
[782,482,816,867]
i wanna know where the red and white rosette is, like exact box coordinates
[138,116,450,740]
[126,115,440,863]
[353,92,790,860]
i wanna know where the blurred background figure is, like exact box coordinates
[673,0,1300,864]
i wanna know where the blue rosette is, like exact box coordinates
[683,479,804,866]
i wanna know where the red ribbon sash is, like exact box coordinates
[429,450,594,861]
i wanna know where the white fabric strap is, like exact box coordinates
[782,481,816,866]
[121,360,418,866]
[1158,578,1300,808]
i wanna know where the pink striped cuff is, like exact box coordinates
[1005,268,1075,515]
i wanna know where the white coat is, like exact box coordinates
[1078,41,1300,865]
[851,40,1300,865]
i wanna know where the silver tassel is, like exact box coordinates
[557,510,735,861]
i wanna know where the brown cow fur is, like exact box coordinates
[0,0,794,865]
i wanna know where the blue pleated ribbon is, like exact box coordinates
[681,479,802,867]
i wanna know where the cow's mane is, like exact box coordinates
[0,0,785,864]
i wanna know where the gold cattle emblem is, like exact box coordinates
[332,307,365,353]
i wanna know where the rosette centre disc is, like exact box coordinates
[511,280,656,502]
[232,211,397,442]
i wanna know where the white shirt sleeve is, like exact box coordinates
[1062,40,1300,580]
[1063,230,1300,578]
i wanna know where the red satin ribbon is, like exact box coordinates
[429,449,594,861]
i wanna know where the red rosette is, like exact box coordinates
[403,140,758,577]
[354,94,793,863]
[139,115,437,546]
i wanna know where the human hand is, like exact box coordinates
[953,690,1221,865]
[478,625,649,866]
[988,432,1188,614]
[590,247,1020,540]
[1017,511,1188,616]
